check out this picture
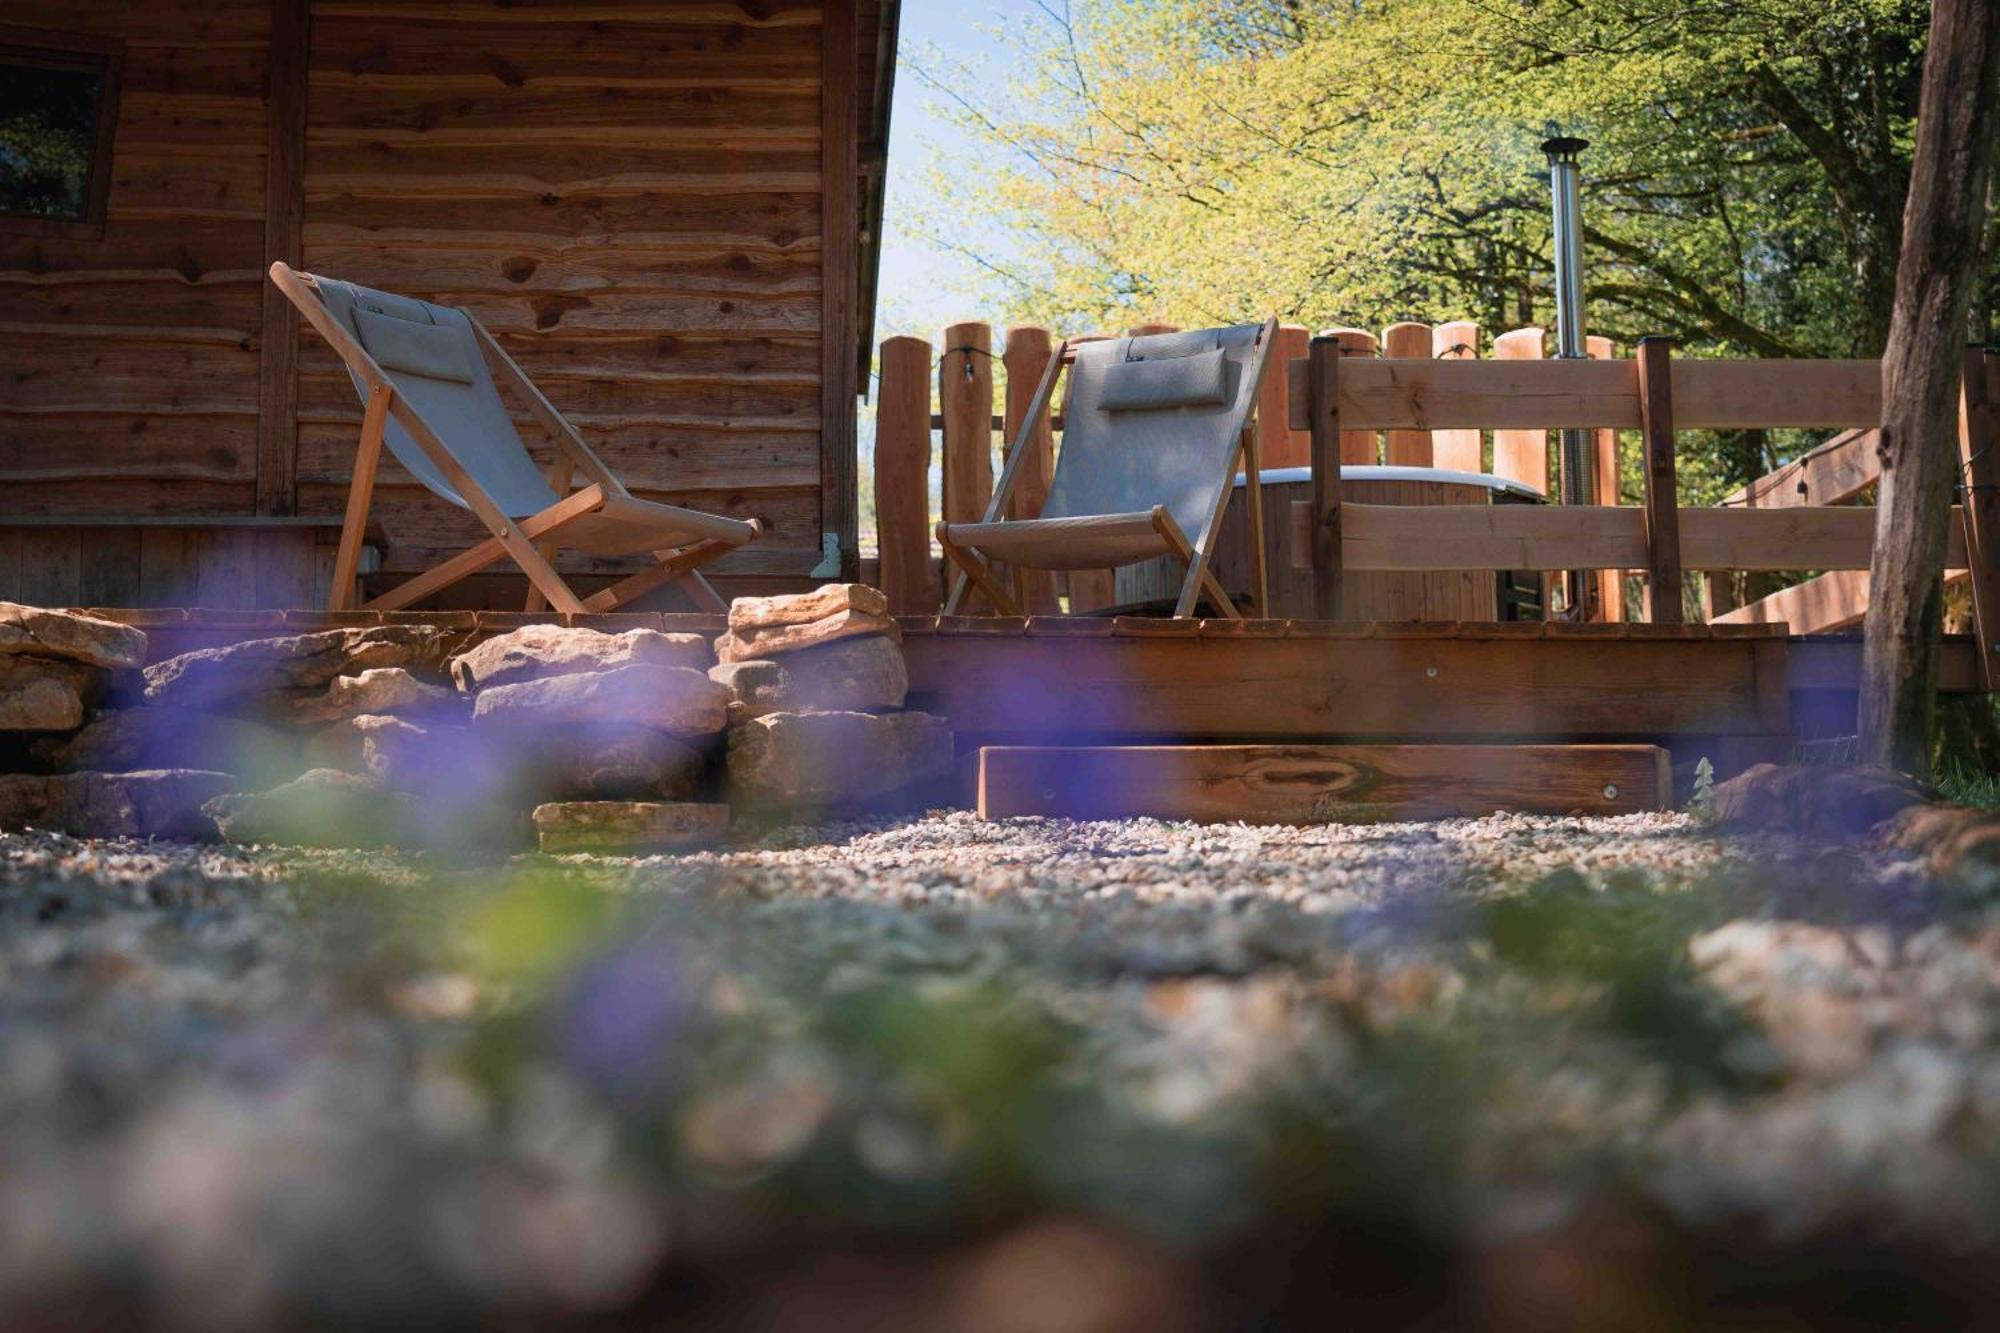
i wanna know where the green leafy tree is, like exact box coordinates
[913,0,1990,493]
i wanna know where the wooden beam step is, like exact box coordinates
[975,744,1673,823]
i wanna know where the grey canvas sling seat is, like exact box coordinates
[939,318,1279,619]
[270,262,759,615]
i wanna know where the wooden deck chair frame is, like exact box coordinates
[938,317,1279,620]
[269,262,760,616]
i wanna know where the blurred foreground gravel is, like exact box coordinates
[3,812,1999,1329]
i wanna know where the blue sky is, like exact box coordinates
[874,1,1042,343]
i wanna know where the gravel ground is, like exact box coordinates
[2,812,1998,1329]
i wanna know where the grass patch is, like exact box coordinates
[1937,764,2000,808]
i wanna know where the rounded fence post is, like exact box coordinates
[1587,334,1626,622]
[1003,325,1060,614]
[1491,327,1548,494]
[939,321,994,612]
[876,335,937,614]
[1431,321,1482,472]
[1381,321,1434,466]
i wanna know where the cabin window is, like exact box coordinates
[0,26,123,235]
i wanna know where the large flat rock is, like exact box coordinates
[532,800,730,853]
[0,769,235,840]
[449,624,713,693]
[727,583,888,632]
[1711,762,1929,837]
[715,609,899,664]
[145,627,450,712]
[203,768,424,849]
[285,667,459,726]
[472,662,729,737]
[31,706,302,783]
[727,710,953,808]
[0,602,147,671]
[0,656,96,732]
[710,633,907,718]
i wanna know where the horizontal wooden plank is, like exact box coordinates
[2,0,266,42]
[296,328,819,384]
[0,338,260,411]
[1715,570,1871,633]
[976,744,1672,821]
[308,84,819,134]
[1789,636,1983,692]
[305,142,821,200]
[106,148,266,220]
[1289,357,1884,431]
[297,372,818,425]
[904,632,1786,738]
[295,424,820,491]
[309,17,822,84]
[1725,428,1880,509]
[1341,504,1966,572]
[295,244,818,297]
[321,289,817,335]
[121,36,270,95]
[0,218,265,281]
[117,91,267,147]
[0,412,258,483]
[305,123,820,150]
[310,2,820,26]
[0,479,257,518]
[0,278,260,332]
[1672,360,1881,430]
[1712,568,1971,633]
[302,192,819,250]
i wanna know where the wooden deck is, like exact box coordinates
[85,611,1977,763]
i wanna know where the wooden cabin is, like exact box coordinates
[0,0,898,609]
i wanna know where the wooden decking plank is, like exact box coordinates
[1024,616,1117,637]
[938,615,1029,636]
[903,631,1787,739]
[976,743,1672,822]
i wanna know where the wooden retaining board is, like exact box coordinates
[902,619,1795,741]
[976,744,1673,822]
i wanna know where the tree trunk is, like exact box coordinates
[1859,0,2000,775]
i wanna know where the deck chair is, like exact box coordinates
[269,262,759,615]
[939,318,1279,618]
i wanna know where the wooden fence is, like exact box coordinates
[874,317,1628,617]
[872,324,1999,675]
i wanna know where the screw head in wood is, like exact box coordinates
[1425,665,1438,678]
[1602,784,1618,799]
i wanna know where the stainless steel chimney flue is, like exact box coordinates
[1542,132,1596,617]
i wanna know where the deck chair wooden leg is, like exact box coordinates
[1242,421,1269,617]
[367,535,510,611]
[509,541,588,616]
[525,455,577,613]
[329,383,391,612]
[679,569,728,614]
[1153,508,1240,620]
[939,524,1024,616]
[580,539,734,614]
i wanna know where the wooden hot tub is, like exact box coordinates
[1115,466,1545,620]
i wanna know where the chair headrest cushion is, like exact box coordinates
[1097,344,1228,411]
[354,306,476,384]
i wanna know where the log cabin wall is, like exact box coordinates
[0,0,890,610]
[0,1,312,606]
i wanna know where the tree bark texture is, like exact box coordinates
[1860,0,2000,774]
